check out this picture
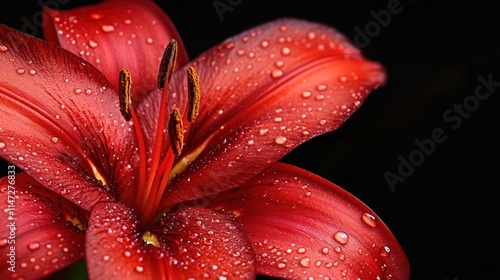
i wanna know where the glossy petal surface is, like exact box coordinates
[43,0,189,105]
[0,174,86,279]
[207,162,410,279]
[155,18,386,207]
[0,24,133,210]
[86,203,255,279]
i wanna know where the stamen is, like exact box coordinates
[169,108,184,156]
[119,68,132,121]
[157,39,178,90]
[187,66,200,122]
[142,231,160,248]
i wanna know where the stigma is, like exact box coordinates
[117,39,201,226]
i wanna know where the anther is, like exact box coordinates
[119,68,132,121]
[157,39,178,90]
[186,66,200,123]
[168,108,184,156]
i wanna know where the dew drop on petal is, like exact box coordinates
[379,245,391,257]
[275,136,287,145]
[271,69,283,78]
[301,91,312,99]
[134,265,144,273]
[0,142,5,149]
[0,45,8,52]
[28,242,40,251]
[333,231,349,245]
[88,40,98,48]
[339,75,348,82]
[51,137,59,144]
[321,247,330,255]
[361,212,377,228]
[299,257,310,268]
[281,47,291,56]
[90,13,104,19]
[307,31,316,40]
[259,128,269,136]
[101,25,115,33]
[316,84,327,91]
[17,68,26,75]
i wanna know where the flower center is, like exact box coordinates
[118,39,200,226]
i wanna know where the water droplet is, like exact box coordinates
[88,40,98,48]
[260,40,269,48]
[0,45,8,52]
[134,265,144,273]
[275,60,284,68]
[247,140,254,145]
[299,257,310,267]
[90,13,104,19]
[103,255,110,261]
[274,116,283,122]
[316,84,327,91]
[17,68,26,75]
[0,142,5,149]
[379,245,391,257]
[85,89,93,95]
[101,25,115,33]
[321,247,329,255]
[28,242,40,251]
[275,136,287,145]
[259,128,269,136]
[333,231,349,245]
[281,47,291,56]
[123,251,131,258]
[301,91,312,98]
[307,31,317,40]
[146,37,154,44]
[29,69,37,75]
[271,69,283,78]
[74,88,82,94]
[51,137,59,144]
[18,156,24,161]
[361,212,377,228]
[277,262,287,269]
[339,75,348,83]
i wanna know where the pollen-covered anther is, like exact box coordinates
[119,68,132,121]
[142,231,160,248]
[169,108,184,156]
[157,39,178,90]
[187,66,200,122]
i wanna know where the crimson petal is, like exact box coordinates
[0,173,86,279]
[42,0,189,105]
[207,162,409,279]
[86,202,255,279]
[157,18,386,206]
[0,24,135,210]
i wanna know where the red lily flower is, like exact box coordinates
[0,0,409,279]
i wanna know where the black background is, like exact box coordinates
[1,1,499,279]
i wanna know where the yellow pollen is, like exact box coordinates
[119,68,132,121]
[186,66,200,122]
[169,108,184,156]
[65,215,86,231]
[88,159,108,189]
[142,231,160,247]
[157,39,178,90]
